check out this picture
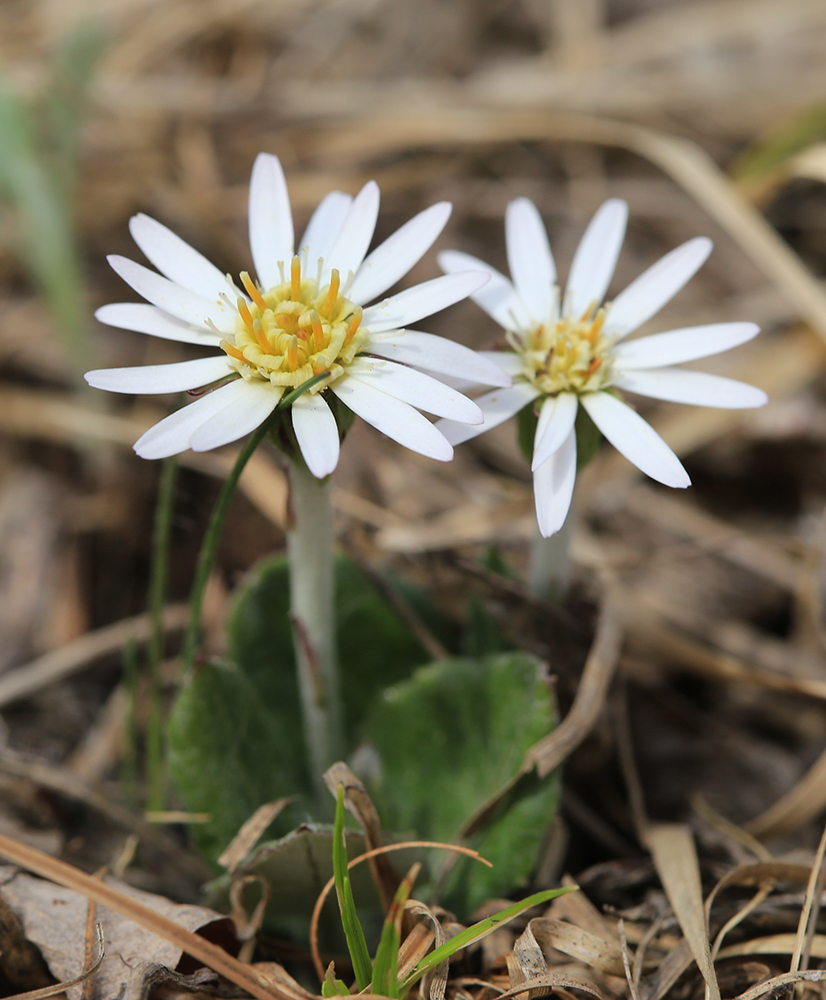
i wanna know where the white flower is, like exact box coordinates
[438,198,768,537]
[85,153,510,477]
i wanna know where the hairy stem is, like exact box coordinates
[286,457,343,799]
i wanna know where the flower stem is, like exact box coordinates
[286,457,343,796]
[146,454,177,810]
[528,502,574,600]
[180,418,274,676]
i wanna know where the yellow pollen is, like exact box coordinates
[240,271,267,312]
[514,304,613,396]
[345,306,363,342]
[324,269,340,316]
[252,318,269,352]
[223,262,370,392]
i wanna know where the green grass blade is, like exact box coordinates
[399,886,578,992]
[332,784,373,991]
[322,963,350,997]
[371,863,420,999]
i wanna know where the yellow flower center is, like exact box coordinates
[220,256,368,391]
[509,303,614,396]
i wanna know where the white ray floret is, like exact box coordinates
[438,196,767,536]
[87,153,505,475]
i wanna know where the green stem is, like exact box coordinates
[146,454,177,811]
[180,418,274,675]
[528,499,575,601]
[286,457,343,798]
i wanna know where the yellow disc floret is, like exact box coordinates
[509,302,614,396]
[220,256,368,392]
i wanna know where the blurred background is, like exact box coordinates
[2,0,826,884]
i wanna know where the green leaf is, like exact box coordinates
[168,555,446,864]
[362,653,560,912]
[399,886,578,992]
[166,661,306,860]
[332,786,373,991]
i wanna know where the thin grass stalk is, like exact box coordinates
[180,417,274,676]
[145,454,177,811]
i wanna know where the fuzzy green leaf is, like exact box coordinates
[363,653,560,912]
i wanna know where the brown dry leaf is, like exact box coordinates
[745,746,826,839]
[645,824,720,1000]
[497,971,608,1000]
[217,800,292,875]
[1,870,236,1000]
[522,917,626,977]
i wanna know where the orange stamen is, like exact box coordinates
[290,256,302,302]
[324,270,340,316]
[345,306,363,342]
[237,297,255,332]
[588,312,605,343]
[287,335,299,370]
[310,311,324,351]
[240,271,267,312]
[579,300,597,323]
[252,318,270,353]
[221,339,246,363]
[585,357,602,378]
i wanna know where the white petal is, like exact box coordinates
[436,381,540,446]
[365,331,512,387]
[581,391,690,488]
[505,198,556,323]
[324,181,380,287]
[612,322,760,370]
[299,191,353,269]
[189,379,280,452]
[348,202,452,305]
[95,303,223,346]
[134,380,250,459]
[362,271,489,333]
[291,393,340,478]
[128,214,237,302]
[249,153,294,289]
[347,357,482,424]
[604,237,713,340]
[531,392,578,471]
[533,427,577,537]
[438,249,531,330]
[330,375,453,462]
[85,356,231,394]
[108,255,236,334]
[565,199,628,319]
[477,351,524,376]
[614,368,768,408]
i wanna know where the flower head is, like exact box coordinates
[438,198,768,537]
[85,153,510,477]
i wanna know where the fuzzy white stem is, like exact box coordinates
[529,503,574,600]
[286,459,342,795]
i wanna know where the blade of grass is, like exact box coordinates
[371,864,421,999]
[332,784,373,991]
[400,886,578,992]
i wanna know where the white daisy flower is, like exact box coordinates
[438,198,768,537]
[85,153,510,478]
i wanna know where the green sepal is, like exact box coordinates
[574,403,601,470]
[516,400,540,465]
